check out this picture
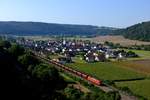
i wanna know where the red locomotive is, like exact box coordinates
[87,76,101,85]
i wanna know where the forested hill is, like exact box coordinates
[0,21,115,36]
[1,21,150,41]
[114,21,150,41]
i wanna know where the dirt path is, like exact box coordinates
[104,84,138,100]
[120,93,138,100]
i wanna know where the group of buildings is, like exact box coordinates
[17,38,138,63]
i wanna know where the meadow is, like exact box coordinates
[114,60,150,76]
[66,61,145,81]
[116,79,150,100]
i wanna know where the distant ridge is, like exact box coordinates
[114,21,150,41]
[0,21,115,36]
[1,21,149,41]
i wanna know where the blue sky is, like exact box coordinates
[0,0,150,28]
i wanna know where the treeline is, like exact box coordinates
[127,45,150,51]
[0,21,114,36]
[114,21,150,41]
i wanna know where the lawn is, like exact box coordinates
[72,55,86,63]
[66,62,145,81]
[116,79,150,100]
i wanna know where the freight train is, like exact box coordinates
[49,60,102,86]
[36,54,102,86]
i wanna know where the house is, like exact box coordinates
[105,51,117,59]
[97,53,106,62]
[85,54,95,62]
[84,52,106,62]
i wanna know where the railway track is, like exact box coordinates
[33,52,138,100]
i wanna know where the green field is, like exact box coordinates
[131,50,150,59]
[72,55,86,63]
[122,49,150,60]
[116,79,150,100]
[66,62,144,81]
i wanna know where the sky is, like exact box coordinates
[0,0,150,28]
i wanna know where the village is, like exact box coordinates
[17,38,138,63]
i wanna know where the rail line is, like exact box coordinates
[33,52,137,100]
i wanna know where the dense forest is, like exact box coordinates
[114,21,150,41]
[0,21,115,36]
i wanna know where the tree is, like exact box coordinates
[64,86,83,100]
[0,40,11,49]
[31,63,67,99]
[126,51,138,57]
[32,63,59,81]
[8,44,25,57]
[114,21,150,41]
[18,53,39,67]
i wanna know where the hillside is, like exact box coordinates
[1,21,150,41]
[0,21,115,36]
[114,21,150,41]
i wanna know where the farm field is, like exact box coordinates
[116,79,150,100]
[66,62,145,81]
[91,35,150,46]
[114,60,150,75]
[113,49,150,75]
[17,35,54,41]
